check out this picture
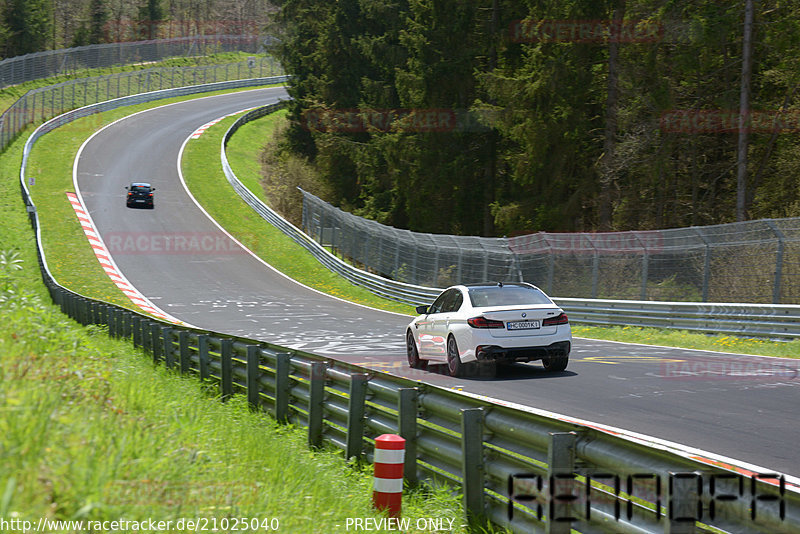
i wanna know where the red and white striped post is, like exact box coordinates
[373,434,405,517]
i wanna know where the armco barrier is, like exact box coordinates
[20,278,800,533]
[18,82,800,533]
[223,106,800,340]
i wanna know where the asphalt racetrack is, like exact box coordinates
[74,87,800,479]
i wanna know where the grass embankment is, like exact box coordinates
[194,109,800,360]
[2,124,473,533]
[182,109,414,315]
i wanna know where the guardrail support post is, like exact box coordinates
[246,345,261,410]
[122,310,132,340]
[106,306,116,338]
[150,323,161,362]
[162,327,174,369]
[132,316,142,347]
[461,408,485,524]
[766,220,785,304]
[547,432,577,534]
[308,361,327,449]
[275,352,292,423]
[198,334,210,381]
[665,472,699,534]
[398,388,419,487]
[179,331,190,374]
[346,373,369,461]
[220,339,233,400]
[141,319,152,354]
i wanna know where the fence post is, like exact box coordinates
[179,331,190,374]
[275,352,292,423]
[346,373,369,461]
[308,361,327,448]
[766,220,785,304]
[106,306,116,338]
[162,327,174,369]
[132,315,142,347]
[198,334,210,381]
[220,338,233,400]
[122,310,133,339]
[461,408,485,523]
[546,432,577,534]
[586,235,600,299]
[246,345,261,410]
[141,319,152,354]
[398,388,419,487]
[693,227,712,302]
[150,323,161,363]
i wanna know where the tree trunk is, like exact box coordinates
[736,0,754,221]
[598,0,626,230]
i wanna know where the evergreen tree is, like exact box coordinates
[138,0,165,40]
[4,0,53,56]
[89,0,110,44]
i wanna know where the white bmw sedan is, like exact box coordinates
[406,282,571,377]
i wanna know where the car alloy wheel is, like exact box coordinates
[406,331,425,369]
[447,336,463,378]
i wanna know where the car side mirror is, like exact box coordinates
[151,187,155,191]
[415,305,429,314]
[124,186,129,190]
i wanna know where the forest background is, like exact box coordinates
[4,0,800,238]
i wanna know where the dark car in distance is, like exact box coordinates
[126,182,155,208]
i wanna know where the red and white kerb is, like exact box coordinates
[66,192,178,323]
[373,434,406,517]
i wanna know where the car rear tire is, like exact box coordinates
[542,354,569,372]
[447,336,464,378]
[406,331,426,369]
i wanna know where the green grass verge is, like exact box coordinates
[184,110,415,315]
[572,325,800,358]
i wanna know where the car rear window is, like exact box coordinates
[468,285,552,307]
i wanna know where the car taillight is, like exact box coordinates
[467,316,504,329]
[543,313,568,326]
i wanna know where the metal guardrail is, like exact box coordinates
[19,280,800,533]
[17,80,800,533]
[223,106,800,340]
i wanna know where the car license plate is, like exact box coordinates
[507,320,540,330]
[136,199,144,202]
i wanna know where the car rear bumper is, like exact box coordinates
[475,340,571,363]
